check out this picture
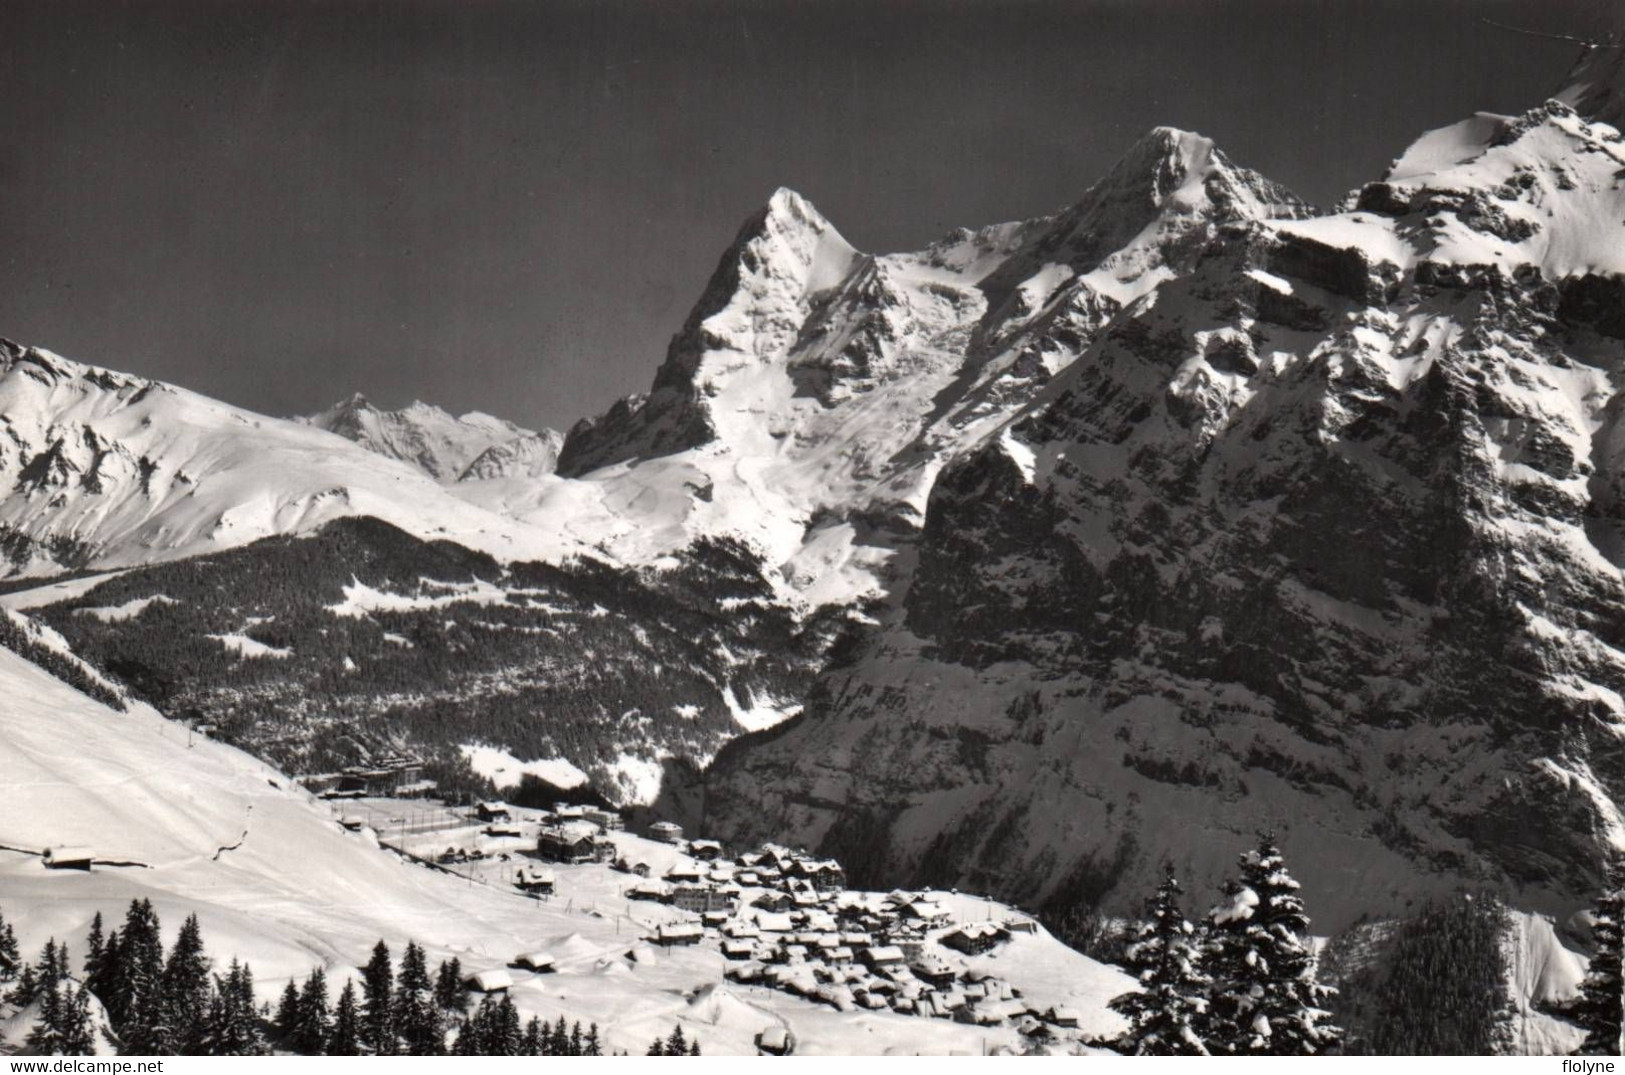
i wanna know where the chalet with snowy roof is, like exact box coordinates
[756,1026,793,1056]
[511,952,556,973]
[627,881,670,902]
[582,806,622,831]
[514,866,555,895]
[654,922,703,947]
[786,857,846,891]
[754,912,796,933]
[799,909,838,932]
[649,820,684,844]
[860,945,906,970]
[753,891,793,913]
[463,968,513,993]
[537,822,600,864]
[663,862,703,884]
[42,846,94,871]
[721,938,756,960]
[475,801,511,823]
[940,921,1010,955]
[899,899,951,927]
[687,838,723,861]
[1043,1006,1080,1028]
[909,954,958,990]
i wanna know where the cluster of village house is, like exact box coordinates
[406,800,1082,1044]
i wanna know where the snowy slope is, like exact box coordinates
[0,341,588,576]
[0,638,1128,1055]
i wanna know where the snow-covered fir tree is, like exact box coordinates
[360,940,394,1055]
[328,980,362,1056]
[291,967,332,1055]
[393,941,440,1055]
[1203,834,1341,1055]
[1572,864,1625,1056]
[0,908,19,983]
[161,914,211,1054]
[203,959,267,1056]
[1109,868,1211,1055]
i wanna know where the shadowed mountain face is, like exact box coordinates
[701,77,1625,931]
[27,516,839,805]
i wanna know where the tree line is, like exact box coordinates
[0,900,693,1056]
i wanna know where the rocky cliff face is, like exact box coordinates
[702,86,1625,931]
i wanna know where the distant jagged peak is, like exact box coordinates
[301,391,536,482]
[1082,125,1312,222]
[726,186,860,298]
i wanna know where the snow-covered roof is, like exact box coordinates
[464,969,513,991]
[658,922,703,938]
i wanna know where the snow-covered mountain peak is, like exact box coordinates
[301,392,551,483]
[1307,93,1625,286]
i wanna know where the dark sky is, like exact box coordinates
[1,0,1620,432]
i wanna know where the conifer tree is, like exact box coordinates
[570,1019,584,1055]
[452,1018,478,1055]
[1109,869,1210,1055]
[203,959,266,1056]
[110,899,166,1053]
[484,995,521,1055]
[360,940,394,1055]
[393,941,440,1055]
[666,1022,687,1055]
[522,1016,543,1056]
[584,1022,602,1056]
[86,929,118,1005]
[1203,835,1341,1055]
[433,957,467,1013]
[328,980,362,1056]
[292,967,332,1055]
[690,1038,701,1056]
[37,939,65,988]
[275,979,301,1039]
[161,914,210,1054]
[58,980,96,1056]
[0,906,19,983]
[9,963,39,1008]
[83,914,104,981]
[25,971,64,1054]
[647,1036,665,1056]
[1573,865,1625,1056]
